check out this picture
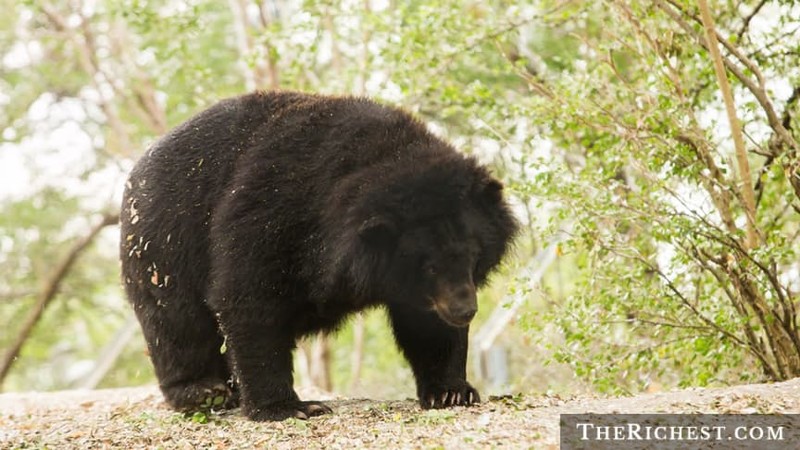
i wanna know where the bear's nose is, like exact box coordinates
[450,285,477,322]
[452,305,477,323]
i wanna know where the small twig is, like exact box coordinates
[735,0,768,43]
[0,291,36,302]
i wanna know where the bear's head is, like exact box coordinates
[359,216,482,327]
[334,157,517,327]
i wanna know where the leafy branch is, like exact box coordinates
[0,213,119,386]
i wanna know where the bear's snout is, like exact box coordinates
[433,283,477,327]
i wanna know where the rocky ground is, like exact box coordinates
[2,379,800,449]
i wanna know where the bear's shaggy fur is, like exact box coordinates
[120,91,517,421]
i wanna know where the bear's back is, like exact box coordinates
[121,92,462,291]
[137,92,442,200]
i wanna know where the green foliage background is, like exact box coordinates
[1,0,798,398]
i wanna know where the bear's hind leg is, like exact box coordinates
[126,281,238,412]
[212,304,333,421]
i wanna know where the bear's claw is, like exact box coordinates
[420,382,480,409]
[248,400,333,421]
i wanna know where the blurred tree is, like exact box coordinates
[508,0,800,392]
[1,0,241,391]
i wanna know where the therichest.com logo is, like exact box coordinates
[560,414,799,449]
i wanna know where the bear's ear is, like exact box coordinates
[358,216,397,247]
[475,176,504,203]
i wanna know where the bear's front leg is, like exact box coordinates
[388,304,480,409]
[214,306,332,421]
[208,199,333,421]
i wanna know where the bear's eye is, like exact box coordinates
[423,263,437,277]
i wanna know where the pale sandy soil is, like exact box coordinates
[2,379,800,449]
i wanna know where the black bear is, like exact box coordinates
[120,91,517,421]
